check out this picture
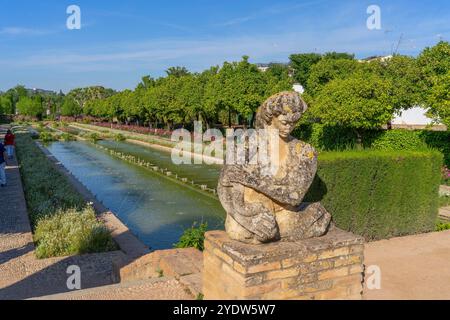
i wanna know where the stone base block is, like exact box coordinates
[203,227,364,300]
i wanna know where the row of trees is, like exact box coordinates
[0,85,65,118]
[1,41,448,130]
[83,57,292,129]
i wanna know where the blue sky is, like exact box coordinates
[0,0,448,92]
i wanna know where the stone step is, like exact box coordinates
[30,277,194,300]
[117,247,203,297]
[439,207,450,221]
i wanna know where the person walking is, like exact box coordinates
[4,129,15,159]
[0,141,7,187]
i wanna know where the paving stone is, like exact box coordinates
[31,277,193,300]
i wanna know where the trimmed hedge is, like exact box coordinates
[293,124,450,166]
[305,150,443,240]
[419,130,450,167]
[370,130,428,151]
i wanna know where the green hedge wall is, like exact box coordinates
[293,124,450,166]
[370,130,428,151]
[305,150,443,240]
[419,130,450,167]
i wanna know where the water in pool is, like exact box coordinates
[45,140,225,250]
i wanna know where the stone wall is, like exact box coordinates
[203,228,364,300]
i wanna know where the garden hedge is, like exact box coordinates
[419,130,450,167]
[305,149,443,240]
[293,124,450,166]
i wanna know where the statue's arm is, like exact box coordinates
[224,158,316,206]
[218,170,278,242]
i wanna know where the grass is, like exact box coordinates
[15,132,117,258]
[196,293,204,300]
[156,268,164,278]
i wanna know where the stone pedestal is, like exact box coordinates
[203,228,364,300]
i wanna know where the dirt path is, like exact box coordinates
[364,230,450,300]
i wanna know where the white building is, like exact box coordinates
[392,106,446,130]
[292,83,305,94]
[392,107,434,125]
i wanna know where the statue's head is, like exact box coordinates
[255,91,307,139]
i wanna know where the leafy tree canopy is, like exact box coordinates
[308,73,394,131]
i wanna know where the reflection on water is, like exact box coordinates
[46,141,225,250]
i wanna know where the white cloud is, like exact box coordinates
[0,26,404,72]
[215,0,327,27]
[0,27,54,36]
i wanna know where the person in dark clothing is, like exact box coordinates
[4,129,15,159]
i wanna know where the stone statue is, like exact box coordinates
[217,91,332,244]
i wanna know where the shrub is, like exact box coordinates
[305,150,443,240]
[114,133,126,142]
[294,125,449,167]
[174,222,207,251]
[370,129,428,151]
[85,132,100,143]
[419,130,450,166]
[436,221,450,232]
[38,131,56,143]
[34,207,117,258]
[60,132,76,141]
